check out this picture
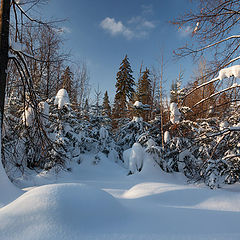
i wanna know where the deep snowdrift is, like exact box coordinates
[1,155,240,240]
[0,183,127,240]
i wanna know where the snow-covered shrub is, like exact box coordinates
[125,143,144,174]
[200,159,228,189]
[116,116,150,152]
[3,96,54,175]
[145,117,202,179]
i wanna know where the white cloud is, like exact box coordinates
[128,16,156,29]
[100,17,134,39]
[142,20,155,29]
[100,16,156,40]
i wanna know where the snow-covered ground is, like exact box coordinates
[1,155,240,240]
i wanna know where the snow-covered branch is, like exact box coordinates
[192,84,240,109]
[193,35,240,54]
[183,77,220,99]
[13,0,45,25]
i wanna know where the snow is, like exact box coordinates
[0,183,127,240]
[170,102,181,124]
[99,126,109,140]
[39,101,49,117]
[218,65,240,80]
[0,124,22,207]
[1,153,240,239]
[54,89,70,109]
[146,138,156,148]
[11,41,24,51]
[133,100,143,108]
[128,143,144,173]
[123,148,131,168]
[164,131,170,143]
[22,105,34,127]
[0,160,22,207]
[208,105,214,114]
[132,116,143,122]
[220,121,229,130]
[39,101,49,125]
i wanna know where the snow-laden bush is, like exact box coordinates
[116,116,150,152]
[123,143,144,174]
[200,159,228,189]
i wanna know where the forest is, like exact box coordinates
[1,1,240,240]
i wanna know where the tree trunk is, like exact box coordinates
[0,0,10,127]
[0,0,22,205]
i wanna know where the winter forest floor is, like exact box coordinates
[1,155,240,240]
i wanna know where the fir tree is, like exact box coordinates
[112,55,135,127]
[170,80,178,103]
[137,67,152,121]
[61,66,74,101]
[102,91,111,118]
[82,99,89,119]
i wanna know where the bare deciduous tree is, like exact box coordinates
[172,0,240,78]
[172,0,240,116]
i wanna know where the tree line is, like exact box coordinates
[2,0,240,189]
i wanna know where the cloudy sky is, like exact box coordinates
[41,0,196,101]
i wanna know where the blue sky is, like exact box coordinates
[40,0,196,102]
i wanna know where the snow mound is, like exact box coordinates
[194,193,240,212]
[0,183,126,240]
[218,65,240,80]
[54,89,70,109]
[123,182,187,199]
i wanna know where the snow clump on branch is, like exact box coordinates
[218,65,240,80]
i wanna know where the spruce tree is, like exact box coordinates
[137,67,152,121]
[170,80,178,103]
[82,99,89,120]
[102,91,111,118]
[61,66,74,101]
[112,55,135,127]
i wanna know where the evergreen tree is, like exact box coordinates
[137,67,152,121]
[170,70,185,104]
[82,99,89,119]
[102,91,111,118]
[170,80,178,103]
[61,66,74,101]
[112,55,135,127]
